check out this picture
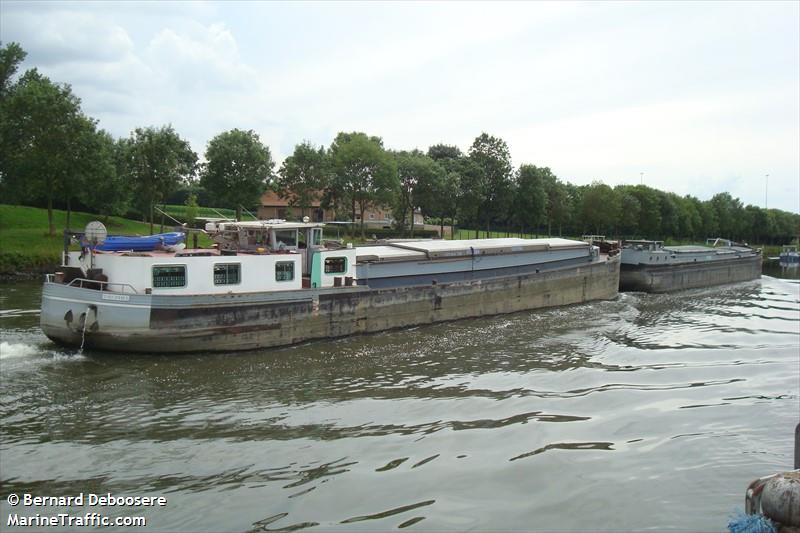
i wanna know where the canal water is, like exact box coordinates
[1,272,798,532]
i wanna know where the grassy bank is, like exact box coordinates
[0,205,156,275]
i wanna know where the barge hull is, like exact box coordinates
[619,254,761,293]
[41,256,620,353]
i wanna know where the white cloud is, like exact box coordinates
[1,0,797,212]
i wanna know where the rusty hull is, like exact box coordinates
[42,255,620,353]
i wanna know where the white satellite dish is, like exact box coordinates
[84,221,108,245]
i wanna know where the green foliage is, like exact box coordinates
[515,165,548,233]
[392,150,443,236]
[329,132,398,238]
[542,176,570,236]
[425,144,475,236]
[468,133,513,234]
[277,141,328,216]
[580,181,621,235]
[0,63,98,235]
[2,44,799,253]
[184,193,199,225]
[0,41,26,98]
[201,128,273,221]
[125,125,197,232]
[78,130,132,219]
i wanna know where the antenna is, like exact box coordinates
[84,221,107,270]
[84,221,107,246]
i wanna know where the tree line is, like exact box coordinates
[1,42,797,244]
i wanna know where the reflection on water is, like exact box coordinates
[764,260,800,280]
[1,276,798,532]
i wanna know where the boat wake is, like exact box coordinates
[0,341,87,366]
[0,341,39,359]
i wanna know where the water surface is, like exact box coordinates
[1,275,798,531]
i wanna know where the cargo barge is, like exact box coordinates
[619,239,761,293]
[40,220,620,353]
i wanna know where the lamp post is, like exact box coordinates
[765,174,769,209]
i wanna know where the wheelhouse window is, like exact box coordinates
[324,257,347,274]
[214,263,241,285]
[276,261,295,282]
[274,230,297,248]
[153,265,186,288]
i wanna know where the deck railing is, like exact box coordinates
[45,274,139,295]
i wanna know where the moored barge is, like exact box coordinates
[40,220,620,353]
[619,238,761,293]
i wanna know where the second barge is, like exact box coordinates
[619,239,761,293]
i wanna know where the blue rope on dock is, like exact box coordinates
[727,511,776,533]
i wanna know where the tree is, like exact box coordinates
[74,128,132,224]
[674,195,702,240]
[629,185,662,238]
[0,41,26,98]
[515,165,548,236]
[127,125,197,233]
[580,181,621,236]
[392,150,443,236]
[658,192,680,239]
[1,68,87,235]
[426,144,466,237]
[184,192,199,226]
[201,129,272,222]
[329,132,397,238]
[543,176,570,237]
[710,192,743,239]
[698,200,719,238]
[615,186,641,237]
[468,133,513,236]
[427,143,463,161]
[277,141,328,219]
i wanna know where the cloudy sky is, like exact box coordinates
[2,1,798,212]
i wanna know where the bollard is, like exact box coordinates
[762,471,800,526]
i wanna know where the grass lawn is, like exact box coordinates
[0,204,208,274]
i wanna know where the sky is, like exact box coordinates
[1,1,798,213]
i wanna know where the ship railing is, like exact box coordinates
[45,274,139,295]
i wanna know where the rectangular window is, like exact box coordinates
[274,229,297,248]
[153,265,186,288]
[276,261,295,282]
[214,263,241,285]
[324,257,347,274]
